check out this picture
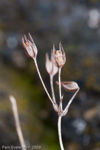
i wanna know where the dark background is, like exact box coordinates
[0,0,100,150]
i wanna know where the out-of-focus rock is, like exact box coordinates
[84,106,100,120]
[11,50,27,69]
[67,142,80,150]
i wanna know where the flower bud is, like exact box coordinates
[56,81,79,92]
[22,33,38,59]
[53,42,66,68]
[45,51,58,76]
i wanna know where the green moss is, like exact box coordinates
[41,126,59,150]
[0,63,59,147]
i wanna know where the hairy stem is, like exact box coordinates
[58,116,64,150]
[58,68,62,110]
[50,75,56,103]
[9,96,26,150]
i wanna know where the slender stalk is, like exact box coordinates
[58,116,64,150]
[58,68,62,110]
[9,96,26,150]
[58,68,62,99]
[34,59,54,105]
[63,89,79,116]
[50,75,56,103]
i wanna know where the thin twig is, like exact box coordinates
[58,116,64,150]
[34,59,53,103]
[34,59,58,112]
[58,68,62,110]
[9,95,26,150]
[63,89,79,116]
[50,75,56,103]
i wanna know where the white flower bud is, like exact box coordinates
[45,51,58,76]
[56,81,79,92]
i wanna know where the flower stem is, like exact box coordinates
[9,96,26,150]
[58,68,62,110]
[58,116,64,150]
[34,59,54,105]
[50,75,56,103]
[63,89,79,116]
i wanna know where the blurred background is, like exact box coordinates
[0,0,100,150]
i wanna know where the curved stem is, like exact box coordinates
[50,75,56,103]
[63,89,79,116]
[9,96,26,150]
[58,116,64,150]
[58,68,62,110]
[34,59,54,105]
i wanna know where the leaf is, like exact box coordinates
[56,81,79,92]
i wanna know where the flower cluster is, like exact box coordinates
[22,33,80,150]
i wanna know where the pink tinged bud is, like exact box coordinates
[45,53,52,74]
[56,81,79,92]
[45,52,58,76]
[22,33,38,59]
[53,42,66,68]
